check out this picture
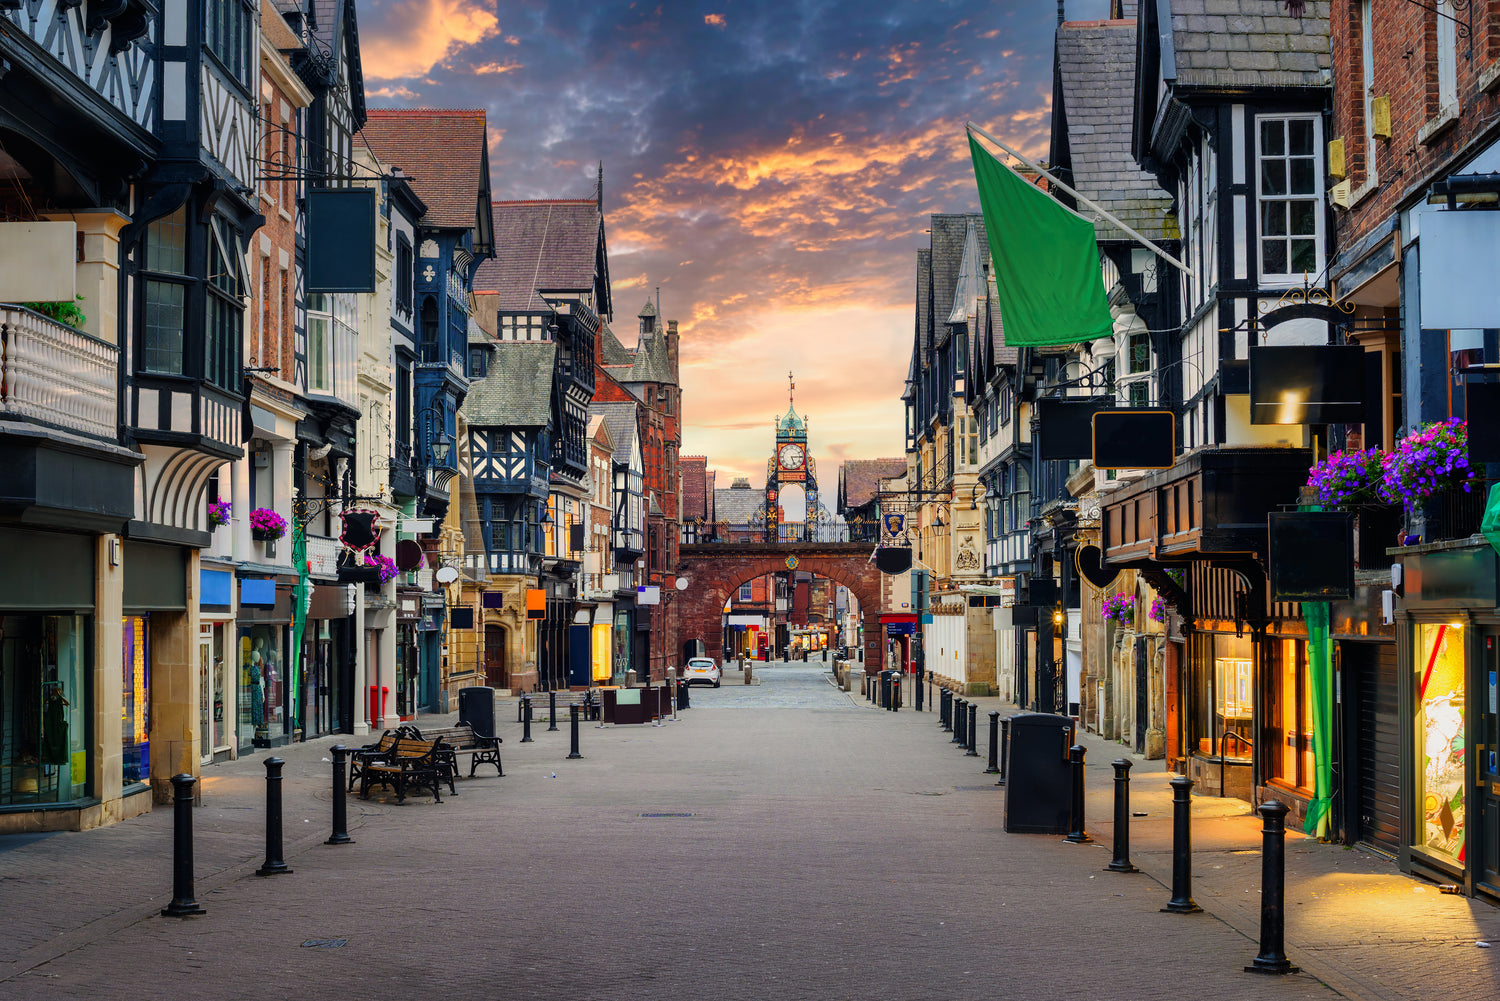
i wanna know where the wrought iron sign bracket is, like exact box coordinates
[1401,0,1472,57]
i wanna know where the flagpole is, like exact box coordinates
[966,121,1194,277]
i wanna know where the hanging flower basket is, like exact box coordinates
[207,500,232,528]
[1305,447,1384,508]
[1101,593,1134,623]
[1149,597,1166,623]
[1380,419,1479,513]
[249,508,287,541]
[364,552,399,585]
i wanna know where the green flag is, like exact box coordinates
[968,131,1113,347]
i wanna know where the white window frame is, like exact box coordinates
[1361,0,1379,187]
[1254,113,1325,288]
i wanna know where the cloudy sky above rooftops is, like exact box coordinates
[360,0,1112,485]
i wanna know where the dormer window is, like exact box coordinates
[468,348,487,379]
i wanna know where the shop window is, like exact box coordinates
[1192,632,1254,760]
[239,625,284,745]
[1,615,89,806]
[1256,116,1324,282]
[1266,639,1314,793]
[1416,622,1466,861]
[122,615,151,786]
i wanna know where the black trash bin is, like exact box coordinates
[458,686,496,739]
[1003,713,1076,834]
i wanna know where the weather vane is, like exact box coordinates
[788,370,795,408]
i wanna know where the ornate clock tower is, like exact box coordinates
[765,372,818,542]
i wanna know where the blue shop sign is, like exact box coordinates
[885,621,916,635]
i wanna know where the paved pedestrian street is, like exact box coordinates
[3,665,1499,1000]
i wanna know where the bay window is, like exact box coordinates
[1257,115,1323,283]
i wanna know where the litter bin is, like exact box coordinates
[458,686,496,739]
[676,678,690,710]
[1003,713,1076,834]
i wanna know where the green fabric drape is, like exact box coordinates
[1481,482,1500,556]
[1303,600,1334,838]
[290,519,308,731]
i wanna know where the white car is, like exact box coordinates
[682,658,722,687]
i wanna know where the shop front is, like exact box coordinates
[2,612,90,809]
[303,583,354,738]
[1395,542,1500,899]
[419,594,445,710]
[237,575,292,750]
[881,613,918,673]
[396,590,421,716]
[198,566,237,763]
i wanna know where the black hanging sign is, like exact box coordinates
[339,509,381,554]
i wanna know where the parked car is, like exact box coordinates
[682,657,722,687]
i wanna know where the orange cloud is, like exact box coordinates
[704,13,726,27]
[362,0,500,80]
[473,60,523,75]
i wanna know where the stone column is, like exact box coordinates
[93,535,125,826]
[42,210,129,345]
[149,550,201,803]
[352,585,369,736]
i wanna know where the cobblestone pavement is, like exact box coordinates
[0,667,1496,1000]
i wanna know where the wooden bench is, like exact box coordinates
[347,730,402,792]
[358,737,452,804]
[516,690,599,723]
[410,724,503,778]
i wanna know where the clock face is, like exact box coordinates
[779,443,805,470]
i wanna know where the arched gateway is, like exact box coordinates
[675,542,884,673]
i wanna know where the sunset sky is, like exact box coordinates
[358,0,1112,485]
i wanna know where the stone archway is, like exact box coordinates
[674,542,884,673]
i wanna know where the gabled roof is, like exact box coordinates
[628,328,673,384]
[1054,18,1171,239]
[358,110,492,231]
[460,342,555,426]
[474,199,603,311]
[589,401,639,462]
[1161,0,1329,90]
[929,214,985,343]
[599,323,634,365]
[946,219,986,325]
[839,458,907,510]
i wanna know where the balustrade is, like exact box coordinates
[0,305,117,440]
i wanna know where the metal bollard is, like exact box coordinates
[953,698,966,745]
[255,757,293,877]
[890,674,899,712]
[521,696,534,742]
[1064,745,1091,843]
[965,703,979,755]
[567,704,584,760]
[1105,759,1137,872]
[1245,800,1299,975]
[996,717,1010,786]
[940,689,952,731]
[547,690,560,732]
[927,673,934,712]
[327,745,354,846]
[985,712,1001,774]
[915,672,924,712]
[1161,776,1202,913]
[161,774,206,917]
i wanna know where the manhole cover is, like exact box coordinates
[639,812,694,818]
[301,939,348,949]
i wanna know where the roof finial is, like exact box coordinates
[789,370,795,411]
[1057,0,1065,26]
[596,161,604,211]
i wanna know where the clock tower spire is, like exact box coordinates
[765,371,817,543]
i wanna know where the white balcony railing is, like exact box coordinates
[0,305,117,440]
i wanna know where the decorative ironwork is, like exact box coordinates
[1267,275,1358,317]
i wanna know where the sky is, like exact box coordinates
[358,0,1112,486]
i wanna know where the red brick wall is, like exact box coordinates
[252,65,298,385]
[1332,0,1500,251]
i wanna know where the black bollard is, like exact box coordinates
[889,673,899,712]
[161,774,206,917]
[966,703,979,756]
[255,757,293,877]
[1065,745,1091,843]
[1161,776,1202,913]
[547,690,560,732]
[953,698,965,745]
[1105,759,1137,872]
[1245,800,1299,974]
[327,745,354,846]
[521,696,534,743]
[940,689,952,731]
[996,717,1010,787]
[567,704,583,760]
[985,712,1001,774]
[916,672,924,712]
[927,673,933,712]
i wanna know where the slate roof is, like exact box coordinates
[459,342,555,426]
[927,214,986,346]
[915,247,931,360]
[473,199,601,311]
[839,458,907,510]
[358,110,489,230]
[589,401,639,462]
[714,483,765,526]
[628,328,673,384]
[1056,19,1171,239]
[1164,0,1330,90]
[599,323,634,365]
[947,220,985,325]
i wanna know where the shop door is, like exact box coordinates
[198,635,212,764]
[1480,631,1500,895]
[1342,641,1400,857]
[484,625,507,688]
[1135,636,1149,755]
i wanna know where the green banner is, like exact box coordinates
[967,132,1113,347]
[1303,600,1333,838]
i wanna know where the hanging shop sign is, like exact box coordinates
[339,509,381,554]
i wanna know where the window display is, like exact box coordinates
[239,625,284,744]
[0,615,89,806]
[1416,623,1466,862]
[1214,654,1253,759]
[122,615,150,786]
